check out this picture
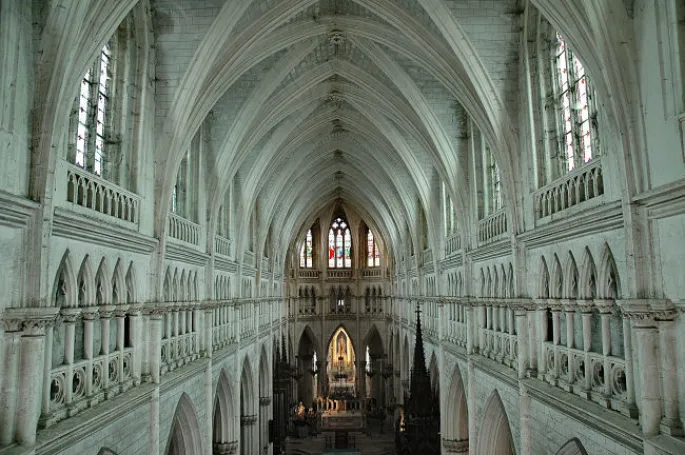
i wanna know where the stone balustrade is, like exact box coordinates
[214,235,232,257]
[167,213,200,245]
[445,233,461,257]
[477,208,508,244]
[63,161,140,225]
[533,158,604,220]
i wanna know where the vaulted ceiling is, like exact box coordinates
[151,0,522,264]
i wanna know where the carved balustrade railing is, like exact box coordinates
[298,270,320,279]
[63,161,140,225]
[167,213,200,245]
[214,235,232,257]
[212,300,236,350]
[361,268,382,278]
[328,269,352,279]
[160,305,200,375]
[445,233,461,257]
[533,158,604,220]
[477,209,508,244]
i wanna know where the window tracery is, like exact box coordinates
[366,229,380,267]
[553,33,596,173]
[328,217,351,268]
[300,229,313,268]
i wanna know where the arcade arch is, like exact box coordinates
[475,391,515,455]
[164,394,203,455]
[213,370,236,453]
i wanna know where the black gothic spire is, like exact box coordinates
[396,302,440,455]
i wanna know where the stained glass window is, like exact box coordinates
[300,229,313,268]
[554,33,594,172]
[367,230,380,267]
[74,40,113,177]
[328,217,351,268]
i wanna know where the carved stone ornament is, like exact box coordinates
[617,299,678,322]
[99,305,116,319]
[328,29,345,45]
[2,307,60,335]
[60,307,82,324]
[81,307,100,321]
[213,441,238,455]
[259,396,272,406]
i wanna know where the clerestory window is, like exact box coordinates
[553,33,596,173]
[300,229,313,268]
[328,217,351,268]
[74,40,114,177]
[366,229,380,267]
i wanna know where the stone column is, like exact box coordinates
[0,319,22,445]
[550,304,561,382]
[658,317,683,436]
[116,306,129,388]
[578,302,593,395]
[204,305,214,357]
[81,307,98,399]
[535,303,547,380]
[634,319,661,436]
[514,308,528,378]
[10,308,58,446]
[466,304,474,355]
[61,308,79,409]
[526,305,537,374]
[99,306,115,393]
[128,304,143,384]
[562,300,575,387]
[148,310,164,384]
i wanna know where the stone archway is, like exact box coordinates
[213,370,237,455]
[475,391,515,455]
[363,324,385,408]
[443,364,469,452]
[297,326,317,407]
[165,394,203,455]
[428,352,440,424]
[258,346,270,455]
[556,438,589,455]
[240,358,256,455]
[326,325,357,397]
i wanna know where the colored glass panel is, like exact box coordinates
[344,228,351,268]
[329,229,335,268]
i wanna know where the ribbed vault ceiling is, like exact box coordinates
[152,0,523,267]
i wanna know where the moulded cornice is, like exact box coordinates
[517,201,623,249]
[468,239,512,262]
[164,241,209,267]
[52,207,158,254]
[215,256,238,274]
[438,253,463,272]
[0,190,39,229]
[632,178,685,219]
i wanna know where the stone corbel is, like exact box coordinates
[259,396,272,406]
[213,441,238,455]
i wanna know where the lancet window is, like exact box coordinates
[300,229,313,268]
[442,182,456,235]
[171,132,201,222]
[328,217,351,268]
[553,33,596,173]
[366,229,380,267]
[73,40,114,177]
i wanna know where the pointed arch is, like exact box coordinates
[326,323,357,360]
[598,243,621,299]
[500,264,507,299]
[492,266,499,298]
[539,257,550,299]
[579,247,597,300]
[77,255,95,307]
[446,363,469,441]
[551,254,564,299]
[172,268,180,302]
[179,270,187,302]
[363,324,385,357]
[112,258,126,306]
[164,267,172,302]
[555,438,589,455]
[258,345,270,397]
[486,268,493,298]
[95,257,112,306]
[507,263,514,298]
[475,391,515,455]
[164,393,204,455]
[564,252,579,299]
[297,324,321,358]
[53,250,77,308]
[428,352,439,397]
[480,268,486,297]
[214,369,237,446]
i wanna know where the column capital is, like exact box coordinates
[575,299,595,314]
[99,305,116,318]
[128,303,144,316]
[617,299,677,322]
[59,307,82,323]
[114,304,130,318]
[81,306,100,320]
[142,304,166,319]
[593,299,617,315]
[3,307,60,335]
[560,299,577,312]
